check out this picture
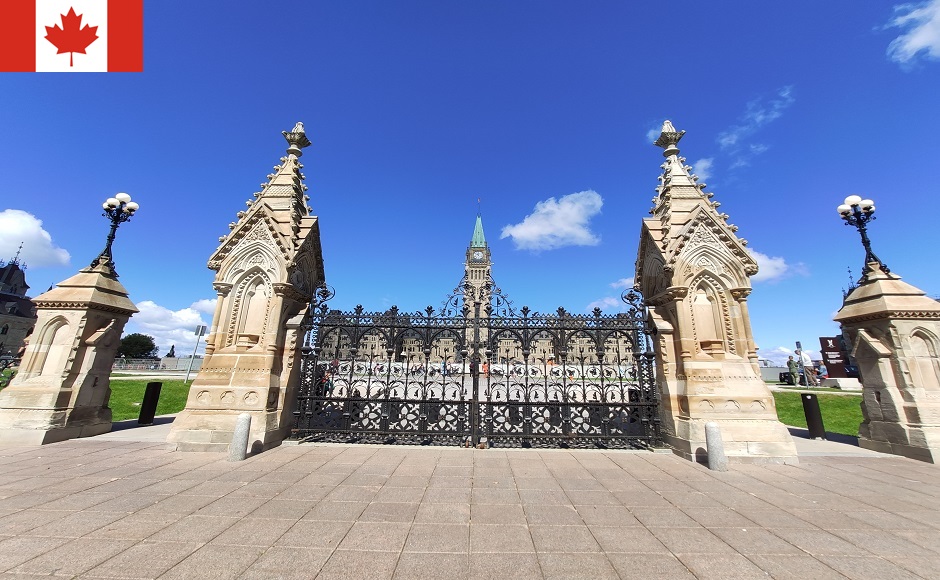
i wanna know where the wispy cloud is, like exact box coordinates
[123,299,216,356]
[609,277,635,290]
[646,124,662,143]
[586,296,628,313]
[501,190,603,251]
[886,0,940,66]
[0,209,70,268]
[586,277,636,313]
[759,345,821,366]
[747,248,808,283]
[691,158,714,182]
[717,86,794,169]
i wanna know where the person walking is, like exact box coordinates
[799,350,819,386]
[787,355,800,386]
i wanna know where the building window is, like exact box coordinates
[0,325,8,335]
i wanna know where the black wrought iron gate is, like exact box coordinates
[291,283,661,449]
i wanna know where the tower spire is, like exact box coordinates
[470,213,486,248]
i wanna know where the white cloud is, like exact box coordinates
[886,0,940,65]
[123,299,214,356]
[747,249,794,283]
[717,87,794,168]
[191,298,217,314]
[646,124,662,143]
[759,345,820,366]
[586,277,636,313]
[691,158,714,182]
[586,296,628,313]
[609,277,635,290]
[501,190,603,251]
[0,209,70,267]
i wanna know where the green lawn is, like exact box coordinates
[108,379,191,421]
[0,367,14,389]
[773,391,864,437]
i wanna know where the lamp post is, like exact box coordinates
[93,192,139,277]
[837,195,888,275]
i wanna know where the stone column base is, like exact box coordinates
[820,378,862,391]
[666,416,799,464]
[858,423,939,464]
[0,408,112,445]
[166,408,286,453]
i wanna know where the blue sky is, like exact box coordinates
[2,1,940,364]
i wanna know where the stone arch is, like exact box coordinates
[681,239,742,289]
[909,329,940,392]
[686,273,735,356]
[27,316,71,377]
[221,238,283,285]
[226,268,273,348]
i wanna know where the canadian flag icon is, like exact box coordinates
[0,0,142,72]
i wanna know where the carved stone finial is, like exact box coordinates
[654,119,685,157]
[282,122,312,157]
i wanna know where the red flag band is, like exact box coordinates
[0,1,142,72]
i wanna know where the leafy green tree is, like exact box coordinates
[118,333,159,359]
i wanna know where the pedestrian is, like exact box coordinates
[805,365,819,387]
[799,351,819,386]
[817,362,828,380]
[786,355,800,386]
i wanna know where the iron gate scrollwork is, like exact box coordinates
[291,282,661,449]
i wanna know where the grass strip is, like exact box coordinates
[108,379,190,421]
[772,391,864,437]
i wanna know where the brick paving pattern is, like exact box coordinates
[1,440,938,579]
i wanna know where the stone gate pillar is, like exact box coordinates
[167,123,324,452]
[0,258,137,444]
[635,121,797,463]
[834,262,940,463]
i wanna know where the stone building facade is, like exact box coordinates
[0,253,37,360]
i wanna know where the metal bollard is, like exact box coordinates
[801,393,826,440]
[137,381,163,425]
[228,413,252,461]
[704,422,728,471]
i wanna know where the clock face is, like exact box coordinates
[472,251,484,260]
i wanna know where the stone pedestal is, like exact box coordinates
[636,121,797,464]
[167,123,324,452]
[834,263,940,463]
[0,260,137,444]
[820,378,862,391]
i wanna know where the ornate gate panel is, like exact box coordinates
[291,285,661,449]
[292,298,475,445]
[480,300,659,449]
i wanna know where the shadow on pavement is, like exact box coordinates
[787,426,860,446]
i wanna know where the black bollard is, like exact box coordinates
[138,381,163,425]
[801,393,826,440]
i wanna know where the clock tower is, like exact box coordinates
[464,213,492,316]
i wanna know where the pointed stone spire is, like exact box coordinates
[213,123,314,262]
[470,214,486,248]
[169,122,325,452]
[635,119,795,464]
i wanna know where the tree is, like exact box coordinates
[118,333,159,359]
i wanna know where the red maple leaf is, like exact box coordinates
[44,7,99,67]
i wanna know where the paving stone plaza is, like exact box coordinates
[2,425,939,579]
